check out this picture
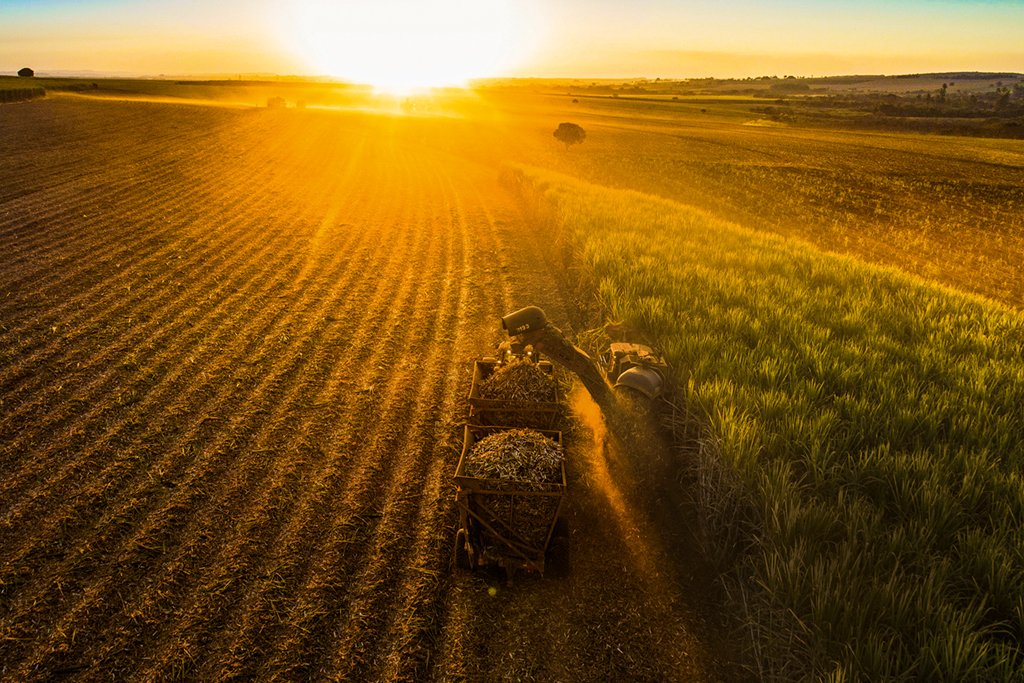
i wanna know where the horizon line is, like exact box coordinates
[5,69,1023,83]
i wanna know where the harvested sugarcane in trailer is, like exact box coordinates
[453,305,668,577]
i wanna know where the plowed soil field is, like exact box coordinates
[1,97,732,681]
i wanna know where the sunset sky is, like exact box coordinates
[2,0,1022,84]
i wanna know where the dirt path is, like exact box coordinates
[0,97,735,681]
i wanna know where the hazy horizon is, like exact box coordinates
[2,0,1022,87]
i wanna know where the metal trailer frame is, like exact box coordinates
[454,425,566,575]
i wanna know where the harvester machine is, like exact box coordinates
[499,306,668,407]
[453,306,668,576]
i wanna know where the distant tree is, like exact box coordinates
[17,67,33,78]
[266,96,285,109]
[553,122,586,150]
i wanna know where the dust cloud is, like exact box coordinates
[569,384,682,590]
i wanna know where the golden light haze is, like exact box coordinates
[1,0,1021,81]
[273,0,544,93]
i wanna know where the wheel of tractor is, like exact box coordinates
[453,528,472,571]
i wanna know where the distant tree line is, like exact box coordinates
[784,80,1024,119]
[751,77,1024,139]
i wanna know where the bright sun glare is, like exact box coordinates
[282,0,538,94]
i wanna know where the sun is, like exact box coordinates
[280,0,539,94]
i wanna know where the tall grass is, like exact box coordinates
[504,164,1024,680]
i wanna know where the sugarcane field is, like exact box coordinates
[3,32,1024,680]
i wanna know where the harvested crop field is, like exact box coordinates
[0,97,732,681]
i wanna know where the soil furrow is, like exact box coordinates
[207,149,456,679]
[76,149,414,677]
[0,187,309,504]
[118,165,440,679]
[0,231,318,664]
[0,147,372,618]
[0,139,423,679]
[0,102,279,304]
[0,131,354,558]
[0,110,328,464]
[0,111,300,387]
[371,168,515,682]
[319,162,474,681]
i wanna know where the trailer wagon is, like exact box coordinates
[453,425,565,575]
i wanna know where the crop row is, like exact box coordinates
[506,164,1024,680]
[523,112,1024,309]
[0,99,507,680]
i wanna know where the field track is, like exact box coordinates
[0,97,724,681]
